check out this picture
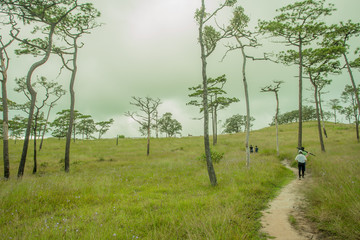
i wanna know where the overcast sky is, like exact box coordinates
[5,0,360,138]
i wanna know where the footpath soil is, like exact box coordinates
[261,160,318,240]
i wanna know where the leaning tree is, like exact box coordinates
[14,76,66,173]
[3,0,81,177]
[53,2,100,172]
[301,46,343,152]
[324,21,360,117]
[195,0,236,186]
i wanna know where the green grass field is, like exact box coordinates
[0,122,359,239]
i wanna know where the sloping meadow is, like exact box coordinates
[1,122,359,239]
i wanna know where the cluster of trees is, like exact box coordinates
[3,110,113,141]
[195,0,359,185]
[222,114,255,134]
[1,0,101,178]
[269,106,329,126]
[329,84,360,140]
[268,83,360,142]
[51,110,114,140]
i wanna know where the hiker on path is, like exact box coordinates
[295,150,308,180]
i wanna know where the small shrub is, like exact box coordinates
[40,162,48,168]
[198,149,224,164]
[289,215,297,226]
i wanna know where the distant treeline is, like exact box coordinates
[269,106,331,126]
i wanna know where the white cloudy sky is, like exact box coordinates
[5,0,360,138]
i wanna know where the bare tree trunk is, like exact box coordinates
[199,0,217,186]
[344,53,360,117]
[275,91,280,156]
[210,96,217,146]
[213,107,218,145]
[1,50,10,179]
[147,113,150,156]
[65,38,78,173]
[298,42,303,149]
[212,94,218,146]
[242,52,250,167]
[237,37,251,167]
[311,77,325,152]
[355,119,360,142]
[318,91,328,138]
[352,96,359,142]
[18,24,55,178]
[73,124,76,143]
[33,110,39,174]
[39,104,53,151]
[155,111,159,138]
[356,117,359,142]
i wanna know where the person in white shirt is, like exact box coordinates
[295,150,308,180]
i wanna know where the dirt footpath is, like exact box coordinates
[261,160,318,240]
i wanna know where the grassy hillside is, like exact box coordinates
[0,122,359,239]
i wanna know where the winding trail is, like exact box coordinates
[261,160,317,240]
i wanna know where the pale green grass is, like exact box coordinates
[1,133,292,239]
[0,122,359,239]
[265,122,360,240]
[301,124,360,240]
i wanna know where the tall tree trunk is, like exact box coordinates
[212,94,218,146]
[155,111,159,138]
[33,110,39,174]
[1,50,10,179]
[318,91,328,138]
[352,96,359,142]
[344,53,360,117]
[213,106,218,145]
[298,41,303,149]
[355,117,360,142]
[199,0,217,186]
[356,117,359,142]
[275,91,280,156]
[237,37,251,167]
[311,77,325,152]
[18,24,55,178]
[147,114,150,156]
[210,96,217,146]
[65,38,78,173]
